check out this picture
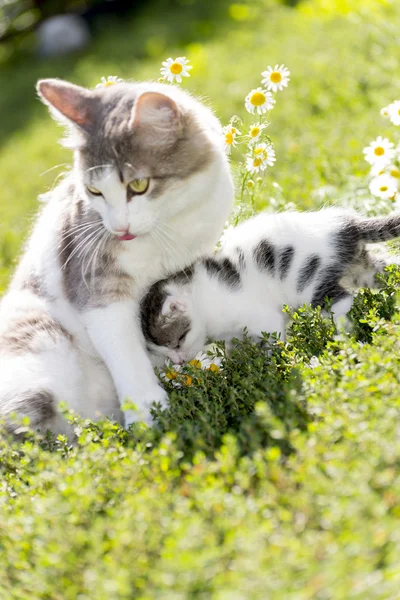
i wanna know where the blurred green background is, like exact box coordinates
[0,0,398,290]
[2,3,400,597]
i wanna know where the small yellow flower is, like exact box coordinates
[390,167,400,179]
[160,57,192,83]
[363,137,395,166]
[247,179,255,189]
[380,106,390,118]
[208,363,220,373]
[246,143,276,174]
[166,371,177,380]
[261,64,290,92]
[96,76,124,88]
[245,88,275,115]
[189,359,202,368]
[248,123,267,144]
[183,375,193,386]
[223,124,241,155]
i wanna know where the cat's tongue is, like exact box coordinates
[117,233,137,241]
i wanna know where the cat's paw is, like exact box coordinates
[123,385,168,428]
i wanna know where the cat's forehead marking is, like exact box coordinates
[80,83,213,181]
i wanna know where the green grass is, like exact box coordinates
[2,0,400,597]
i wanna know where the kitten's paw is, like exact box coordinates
[123,385,168,428]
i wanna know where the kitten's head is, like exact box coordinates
[37,78,226,240]
[141,273,206,365]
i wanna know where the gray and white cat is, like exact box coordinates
[141,208,400,365]
[0,78,233,435]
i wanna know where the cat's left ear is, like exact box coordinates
[132,92,183,146]
[37,79,95,131]
[161,296,187,317]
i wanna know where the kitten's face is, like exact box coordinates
[37,79,223,241]
[142,282,206,364]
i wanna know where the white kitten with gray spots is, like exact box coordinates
[141,208,400,365]
[0,78,233,435]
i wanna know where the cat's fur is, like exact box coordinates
[141,208,400,364]
[0,78,233,435]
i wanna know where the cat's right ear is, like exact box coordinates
[161,296,187,317]
[37,79,95,131]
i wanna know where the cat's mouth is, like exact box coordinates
[117,233,137,241]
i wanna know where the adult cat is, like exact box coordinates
[0,78,233,435]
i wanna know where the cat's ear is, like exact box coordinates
[132,92,182,146]
[37,79,95,131]
[161,296,187,317]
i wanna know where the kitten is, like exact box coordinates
[141,208,400,365]
[0,78,233,435]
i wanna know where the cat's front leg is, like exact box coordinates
[81,301,168,426]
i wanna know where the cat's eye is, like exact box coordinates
[128,178,150,195]
[86,185,103,197]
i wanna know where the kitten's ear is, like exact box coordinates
[37,79,95,131]
[161,296,187,317]
[132,92,182,146]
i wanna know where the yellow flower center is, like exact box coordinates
[104,81,116,87]
[189,359,202,368]
[270,71,282,83]
[374,146,385,156]
[183,375,193,386]
[254,147,264,155]
[231,127,237,134]
[250,91,266,106]
[166,371,177,380]
[253,158,262,167]
[390,169,400,178]
[247,180,255,188]
[380,186,388,192]
[170,62,183,75]
[225,132,234,145]
[208,363,220,373]
[250,127,260,137]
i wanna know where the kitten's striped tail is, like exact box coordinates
[358,214,400,243]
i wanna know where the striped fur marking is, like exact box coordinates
[203,257,241,289]
[279,245,295,280]
[253,240,275,273]
[297,254,321,293]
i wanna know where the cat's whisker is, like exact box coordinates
[57,221,101,243]
[85,164,113,173]
[56,223,100,260]
[61,226,103,270]
[87,230,109,286]
[154,224,188,269]
[82,229,106,289]
[40,163,69,177]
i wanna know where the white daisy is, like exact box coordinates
[261,64,290,92]
[380,105,390,118]
[369,174,397,200]
[246,143,276,174]
[363,136,395,166]
[248,123,267,144]
[223,124,241,155]
[189,351,223,372]
[388,100,400,126]
[160,57,192,83]
[96,76,124,88]
[245,88,275,115]
[389,164,400,180]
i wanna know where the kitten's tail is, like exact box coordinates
[358,214,400,243]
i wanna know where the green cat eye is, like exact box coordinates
[86,185,103,196]
[128,178,149,195]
